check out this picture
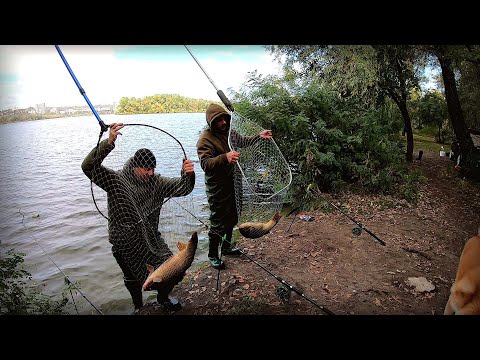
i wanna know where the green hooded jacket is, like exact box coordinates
[196,104,258,229]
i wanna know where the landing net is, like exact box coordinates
[87,124,197,280]
[229,112,292,236]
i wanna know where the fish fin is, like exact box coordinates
[142,278,152,290]
[153,276,163,283]
[177,242,187,251]
[190,231,198,243]
[146,263,155,274]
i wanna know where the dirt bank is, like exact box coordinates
[138,152,480,315]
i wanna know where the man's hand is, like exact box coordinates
[182,159,194,175]
[226,151,240,164]
[108,123,124,145]
[259,129,272,139]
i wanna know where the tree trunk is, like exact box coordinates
[437,53,475,164]
[398,100,414,162]
[389,90,414,162]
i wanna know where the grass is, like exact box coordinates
[399,128,451,154]
[411,132,450,153]
[228,296,271,315]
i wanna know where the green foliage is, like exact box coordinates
[409,90,450,143]
[115,94,220,114]
[398,168,425,203]
[456,47,480,133]
[231,72,418,204]
[0,250,69,315]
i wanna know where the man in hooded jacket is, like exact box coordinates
[196,104,272,269]
[82,123,195,312]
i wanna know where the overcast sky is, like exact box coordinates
[0,45,283,111]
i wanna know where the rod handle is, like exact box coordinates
[217,90,234,112]
[99,120,109,133]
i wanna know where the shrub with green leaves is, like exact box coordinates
[231,72,417,203]
[0,250,69,315]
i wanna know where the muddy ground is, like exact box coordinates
[138,152,480,316]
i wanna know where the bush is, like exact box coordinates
[0,250,70,315]
[231,72,418,203]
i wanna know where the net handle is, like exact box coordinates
[54,45,109,133]
[126,123,187,159]
[91,123,189,223]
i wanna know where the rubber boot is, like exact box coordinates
[207,231,221,259]
[220,228,241,256]
[155,277,183,312]
[124,279,143,310]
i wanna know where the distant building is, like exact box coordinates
[35,103,46,114]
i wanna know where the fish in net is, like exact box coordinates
[84,123,199,283]
[229,112,292,239]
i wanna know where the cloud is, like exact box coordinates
[0,45,282,111]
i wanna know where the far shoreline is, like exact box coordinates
[0,110,207,125]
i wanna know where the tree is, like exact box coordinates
[414,90,449,143]
[231,70,417,200]
[457,46,480,132]
[431,46,476,170]
[372,45,425,162]
[266,45,425,162]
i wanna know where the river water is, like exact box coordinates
[0,113,213,315]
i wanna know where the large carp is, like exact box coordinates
[238,212,282,239]
[142,231,198,290]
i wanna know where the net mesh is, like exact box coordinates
[88,124,198,282]
[229,112,292,239]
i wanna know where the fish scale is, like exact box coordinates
[142,231,198,290]
[238,212,281,239]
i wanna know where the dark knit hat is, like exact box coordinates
[133,148,156,169]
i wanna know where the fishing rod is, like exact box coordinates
[234,247,335,315]
[54,45,109,133]
[287,183,315,232]
[18,209,104,315]
[15,46,110,315]
[54,46,198,314]
[55,47,191,225]
[310,185,386,246]
[183,45,234,112]
[183,46,324,310]
[172,199,334,314]
[91,123,191,224]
